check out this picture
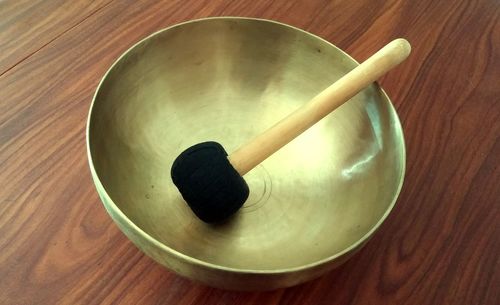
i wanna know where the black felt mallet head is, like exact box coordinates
[171,142,249,223]
[171,39,411,223]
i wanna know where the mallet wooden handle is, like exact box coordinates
[229,38,411,175]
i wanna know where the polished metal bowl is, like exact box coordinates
[87,17,405,290]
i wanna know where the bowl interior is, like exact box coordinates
[88,18,404,270]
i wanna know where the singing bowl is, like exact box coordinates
[87,17,405,290]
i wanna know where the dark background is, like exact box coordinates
[0,0,498,304]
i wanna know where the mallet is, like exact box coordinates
[171,38,411,223]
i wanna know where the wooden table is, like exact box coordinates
[1,1,498,304]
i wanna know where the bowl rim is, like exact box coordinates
[86,16,406,274]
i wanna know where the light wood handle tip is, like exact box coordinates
[389,38,411,65]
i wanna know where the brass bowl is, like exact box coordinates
[87,17,405,290]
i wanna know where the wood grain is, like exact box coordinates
[0,0,498,304]
[0,0,112,74]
